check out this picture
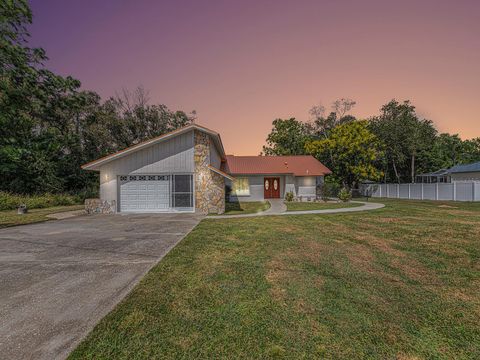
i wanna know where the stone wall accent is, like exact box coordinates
[85,199,116,214]
[194,130,225,214]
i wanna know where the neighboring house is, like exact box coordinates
[82,124,331,214]
[416,161,480,183]
[448,161,480,181]
[225,155,331,202]
[416,169,450,183]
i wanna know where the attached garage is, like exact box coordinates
[81,124,230,214]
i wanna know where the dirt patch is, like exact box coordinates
[444,209,479,216]
[396,354,423,360]
[438,204,458,209]
[265,259,290,305]
[344,242,376,273]
[390,257,439,285]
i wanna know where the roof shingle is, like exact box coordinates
[225,155,331,176]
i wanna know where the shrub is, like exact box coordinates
[318,181,341,201]
[338,187,352,202]
[285,191,294,202]
[0,192,82,211]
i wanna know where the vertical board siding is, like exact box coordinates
[97,130,194,204]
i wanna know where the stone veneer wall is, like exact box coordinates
[194,130,225,214]
[85,199,116,214]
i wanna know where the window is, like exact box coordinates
[172,174,193,208]
[233,177,250,196]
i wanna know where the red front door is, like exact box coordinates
[264,177,280,198]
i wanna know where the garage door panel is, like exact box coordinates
[120,176,170,212]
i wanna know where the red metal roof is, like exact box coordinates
[225,155,331,176]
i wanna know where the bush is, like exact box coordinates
[318,181,341,201]
[285,191,294,202]
[338,187,352,202]
[0,192,82,211]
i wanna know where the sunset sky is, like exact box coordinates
[30,0,480,155]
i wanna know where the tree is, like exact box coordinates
[262,118,310,155]
[0,1,195,195]
[305,121,384,188]
[369,100,437,183]
[424,133,480,171]
[308,98,356,139]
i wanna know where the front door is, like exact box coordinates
[264,177,280,198]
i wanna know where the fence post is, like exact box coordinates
[379,184,382,197]
[408,184,411,199]
[473,182,476,201]
[421,183,424,200]
[397,184,400,198]
[453,182,456,201]
[435,183,439,200]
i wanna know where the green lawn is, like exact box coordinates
[0,205,84,228]
[70,199,480,359]
[285,201,362,212]
[219,201,270,215]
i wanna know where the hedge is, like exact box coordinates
[0,192,82,211]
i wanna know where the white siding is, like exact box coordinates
[98,131,194,205]
[451,171,480,181]
[296,176,317,198]
[285,175,296,197]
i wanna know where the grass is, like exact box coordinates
[70,199,480,359]
[0,205,84,229]
[285,201,362,212]
[218,201,270,215]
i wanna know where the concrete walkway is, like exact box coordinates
[209,200,384,219]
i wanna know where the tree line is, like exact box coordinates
[262,99,480,188]
[2,1,479,196]
[1,1,195,196]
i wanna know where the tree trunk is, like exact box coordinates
[392,159,400,184]
[411,153,415,183]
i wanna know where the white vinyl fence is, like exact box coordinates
[361,182,480,202]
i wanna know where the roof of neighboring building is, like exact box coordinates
[82,123,225,170]
[448,161,480,174]
[225,155,331,176]
[417,168,449,177]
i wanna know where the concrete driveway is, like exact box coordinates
[0,213,202,360]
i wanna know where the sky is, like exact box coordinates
[30,0,480,155]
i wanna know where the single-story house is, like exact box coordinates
[416,161,480,183]
[225,155,331,202]
[82,124,331,214]
[448,161,480,181]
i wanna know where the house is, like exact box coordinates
[82,124,331,214]
[448,161,480,181]
[416,161,480,183]
[225,155,331,202]
[416,169,450,183]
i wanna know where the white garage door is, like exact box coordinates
[119,175,170,212]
